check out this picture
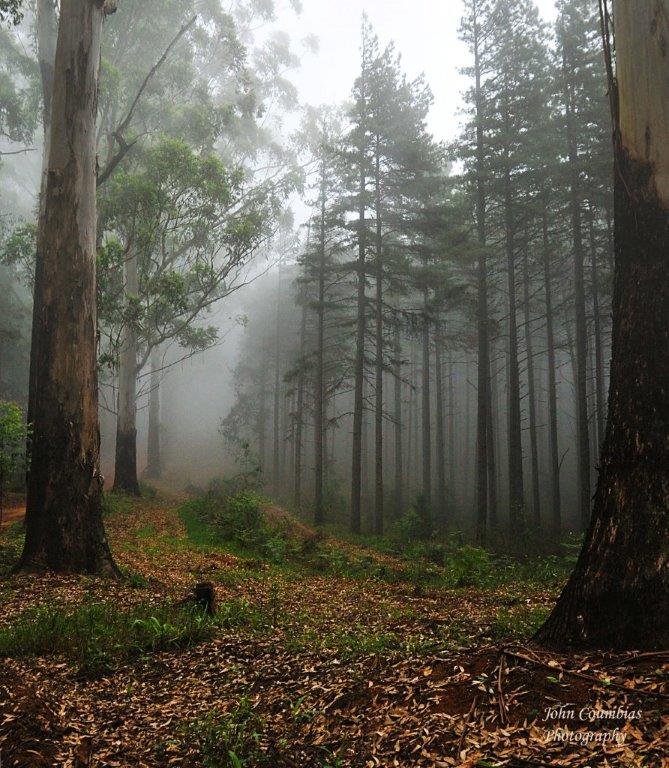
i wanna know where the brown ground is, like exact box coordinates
[0,492,666,768]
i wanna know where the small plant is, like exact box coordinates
[182,696,265,767]
[0,401,29,527]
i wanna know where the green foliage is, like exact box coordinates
[490,605,551,641]
[0,602,218,674]
[0,400,28,518]
[391,494,433,542]
[101,492,137,517]
[180,697,266,767]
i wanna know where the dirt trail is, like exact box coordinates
[0,505,25,529]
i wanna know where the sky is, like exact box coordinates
[287,0,559,145]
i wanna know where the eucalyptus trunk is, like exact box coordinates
[19,0,119,575]
[113,249,140,496]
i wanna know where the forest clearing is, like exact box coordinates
[1,486,666,767]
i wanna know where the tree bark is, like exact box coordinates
[113,248,140,496]
[536,0,669,650]
[145,347,161,479]
[19,0,119,576]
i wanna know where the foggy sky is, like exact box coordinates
[289,0,559,144]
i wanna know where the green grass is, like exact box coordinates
[178,696,266,767]
[0,598,263,675]
[490,604,551,640]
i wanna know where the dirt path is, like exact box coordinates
[0,504,25,530]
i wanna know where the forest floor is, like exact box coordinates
[0,489,666,768]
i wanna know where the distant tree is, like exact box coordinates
[98,137,288,494]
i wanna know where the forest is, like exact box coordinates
[0,0,666,766]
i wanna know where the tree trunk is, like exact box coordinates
[542,197,561,535]
[294,302,306,508]
[447,352,456,509]
[587,206,606,453]
[314,165,326,525]
[19,0,118,576]
[373,142,384,535]
[350,159,366,534]
[504,159,524,537]
[434,317,447,527]
[113,248,140,496]
[562,40,592,531]
[393,322,403,518]
[273,267,282,496]
[522,249,541,527]
[536,0,669,650]
[421,287,432,511]
[473,8,490,545]
[145,347,161,479]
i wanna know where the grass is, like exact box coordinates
[177,696,266,767]
[0,598,260,675]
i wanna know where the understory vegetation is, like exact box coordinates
[0,489,664,768]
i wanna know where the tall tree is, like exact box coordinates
[536,0,668,650]
[19,0,119,575]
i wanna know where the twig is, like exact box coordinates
[503,648,669,700]
[497,653,508,725]
[455,695,478,759]
[601,650,669,669]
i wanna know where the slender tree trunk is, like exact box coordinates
[257,365,268,480]
[421,287,432,511]
[537,0,669,650]
[473,9,490,544]
[350,158,367,534]
[145,347,161,479]
[19,0,119,575]
[434,317,447,527]
[447,352,456,509]
[504,158,524,537]
[273,269,282,496]
[393,322,403,518]
[373,142,384,535]
[562,41,591,531]
[314,165,326,525]
[587,207,606,453]
[542,197,561,535]
[522,249,541,527]
[294,303,307,508]
[113,249,140,496]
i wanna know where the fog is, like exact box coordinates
[0,0,612,544]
